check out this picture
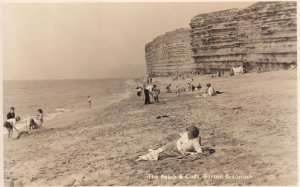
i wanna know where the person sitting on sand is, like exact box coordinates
[196,84,202,90]
[186,83,191,92]
[191,84,196,91]
[135,125,202,161]
[197,83,222,97]
[29,118,39,131]
[3,116,21,139]
[36,109,44,128]
[7,107,15,120]
[136,86,143,97]
[206,83,216,96]
[166,84,172,93]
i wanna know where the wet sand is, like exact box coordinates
[3,70,297,186]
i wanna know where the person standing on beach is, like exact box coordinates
[88,96,95,108]
[143,85,151,105]
[175,85,180,97]
[4,116,21,139]
[7,107,15,120]
[36,109,44,128]
[152,85,159,103]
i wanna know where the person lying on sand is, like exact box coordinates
[3,116,21,139]
[135,125,202,161]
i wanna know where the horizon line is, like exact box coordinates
[3,76,145,81]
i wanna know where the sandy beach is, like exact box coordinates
[3,70,297,186]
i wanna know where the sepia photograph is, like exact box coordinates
[1,0,298,186]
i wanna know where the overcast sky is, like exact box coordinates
[3,2,254,80]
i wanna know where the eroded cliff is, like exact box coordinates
[145,28,194,76]
[145,2,297,76]
[190,1,297,73]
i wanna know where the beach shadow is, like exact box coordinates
[14,127,55,140]
[202,147,216,156]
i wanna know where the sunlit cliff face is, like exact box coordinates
[146,2,297,76]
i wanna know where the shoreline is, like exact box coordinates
[3,89,133,136]
[3,70,297,186]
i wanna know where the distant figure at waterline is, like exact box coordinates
[88,96,95,108]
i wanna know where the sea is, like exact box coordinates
[3,78,140,132]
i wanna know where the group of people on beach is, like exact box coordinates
[135,77,222,161]
[3,94,96,140]
[3,107,44,139]
[164,82,219,97]
[136,76,221,106]
[136,83,160,105]
[138,64,281,161]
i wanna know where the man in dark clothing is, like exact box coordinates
[144,87,151,105]
[7,107,15,119]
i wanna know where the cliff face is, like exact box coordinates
[190,2,297,73]
[145,2,296,76]
[145,28,194,76]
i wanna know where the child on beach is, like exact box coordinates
[36,109,44,128]
[3,116,21,139]
[29,118,39,130]
[135,125,202,161]
[7,107,15,120]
